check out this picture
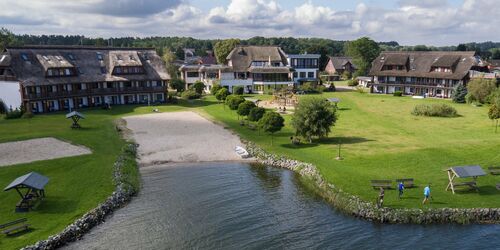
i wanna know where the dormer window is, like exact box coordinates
[42,55,50,61]
[68,53,75,60]
[116,55,122,61]
[96,52,103,61]
[56,56,63,61]
[100,67,106,74]
[129,55,135,61]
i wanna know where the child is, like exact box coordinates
[398,181,405,199]
[377,187,385,208]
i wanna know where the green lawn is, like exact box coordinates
[0,101,204,250]
[0,92,498,248]
[200,92,500,209]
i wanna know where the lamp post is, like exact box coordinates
[335,139,343,160]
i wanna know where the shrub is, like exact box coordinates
[193,81,205,95]
[237,100,257,117]
[22,111,34,119]
[248,107,266,122]
[4,108,23,119]
[355,85,366,93]
[342,71,352,80]
[466,78,497,104]
[225,95,245,110]
[393,91,403,97]
[0,98,7,114]
[181,89,201,100]
[412,104,458,117]
[347,79,358,86]
[166,92,178,104]
[327,83,336,92]
[233,86,244,95]
[169,78,186,93]
[452,84,467,103]
[215,88,229,102]
[211,83,223,95]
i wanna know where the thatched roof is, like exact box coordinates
[6,46,170,86]
[109,51,143,67]
[328,56,356,70]
[369,51,477,80]
[35,53,74,71]
[227,46,288,72]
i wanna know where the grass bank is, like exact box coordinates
[200,92,500,209]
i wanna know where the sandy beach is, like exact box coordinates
[124,111,248,165]
[0,137,92,167]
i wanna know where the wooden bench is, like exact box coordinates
[395,178,414,188]
[453,181,478,191]
[0,218,30,236]
[370,180,392,189]
[488,167,500,175]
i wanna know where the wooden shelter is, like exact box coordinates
[445,166,486,194]
[66,111,85,128]
[4,172,49,212]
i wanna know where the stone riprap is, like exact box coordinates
[245,141,500,224]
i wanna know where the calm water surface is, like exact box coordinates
[66,162,499,250]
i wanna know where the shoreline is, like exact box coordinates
[244,141,500,224]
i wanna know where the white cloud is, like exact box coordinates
[0,0,499,45]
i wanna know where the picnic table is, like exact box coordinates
[445,166,486,194]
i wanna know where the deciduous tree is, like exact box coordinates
[258,112,284,145]
[214,39,240,64]
[345,37,381,76]
[291,97,337,143]
[466,78,497,104]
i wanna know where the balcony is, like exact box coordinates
[26,86,166,100]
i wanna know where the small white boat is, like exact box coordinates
[235,146,250,158]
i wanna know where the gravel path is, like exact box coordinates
[124,111,247,165]
[0,137,92,167]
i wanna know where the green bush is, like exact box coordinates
[0,98,7,114]
[169,78,186,93]
[193,81,205,95]
[393,91,403,97]
[211,83,223,95]
[181,89,201,100]
[215,88,230,102]
[166,92,178,104]
[4,108,23,119]
[412,104,458,117]
[347,79,358,86]
[22,112,34,119]
[233,86,244,95]
[225,95,245,110]
[248,107,266,122]
[237,100,257,117]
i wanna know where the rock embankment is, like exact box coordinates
[245,141,500,224]
[22,143,138,250]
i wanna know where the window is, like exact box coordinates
[47,69,53,76]
[68,53,75,60]
[299,72,306,78]
[116,55,122,60]
[187,72,199,77]
[100,67,107,74]
[65,69,71,76]
[56,56,63,61]
[96,52,103,61]
[21,53,29,61]
[293,72,298,78]
[129,55,135,61]
[115,67,122,74]
[308,72,314,78]
[42,55,50,61]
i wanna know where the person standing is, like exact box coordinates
[398,181,405,199]
[377,187,385,208]
[422,184,431,205]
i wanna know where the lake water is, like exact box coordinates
[65,162,499,250]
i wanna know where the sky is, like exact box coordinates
[0,0,497,46]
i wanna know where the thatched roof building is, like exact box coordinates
[5,46,170,86]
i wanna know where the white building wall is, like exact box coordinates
[0,81,22,110]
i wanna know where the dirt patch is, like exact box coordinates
[0,137,92,167]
